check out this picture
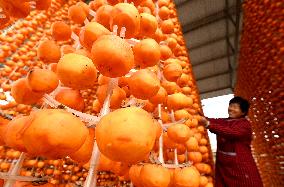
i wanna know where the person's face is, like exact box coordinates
[228,103,245,119]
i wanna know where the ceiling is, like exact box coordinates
[174,0,243,99]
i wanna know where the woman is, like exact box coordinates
[201,96,263,187]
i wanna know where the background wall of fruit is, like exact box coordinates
[0,0,215,187]
[234,0,284,187]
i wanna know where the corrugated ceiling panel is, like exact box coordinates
[177,0,225,26]
[200,88,233,99]
[197,73,231,93]
[193,56,230,80]
[189,35,236,65]
[189,39,226,65]
[184,19,236,49]
[174,0,187,6]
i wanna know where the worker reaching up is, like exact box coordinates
[200,96,263,187]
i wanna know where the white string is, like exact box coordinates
[119,27,126,38]
[157,104,164,164]
[125,38,140,46]
[84,18,89,25]
[3,153,26,187]
[84,78,118,187]
[43,94,100,126]
[162,118,187,130]
[112,25,118,36]
[89,10,96,18]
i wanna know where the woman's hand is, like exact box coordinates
[200,116,210,128]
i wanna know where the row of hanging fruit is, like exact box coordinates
[235,0,284,186]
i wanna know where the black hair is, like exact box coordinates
[229,96,250,116]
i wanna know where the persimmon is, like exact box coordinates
[7,1,31,18]
[167,124,191,143]
[70,129,95,164]
[199,146,209,154]
[3,116,32,152]
[11,78,44,105]
[23,109,88,158]
[139,0,155,13]
[174,109,190,120]
[139,13,158,37]
[158,6,170,20]
[0,117,9,145]
[161,19,174,34]
[194,132,202,142]
[98,74,111,85]
[185,137,199,152]
[133,38,160,68]
[110,161,130,176]
[96,5,113,30]
[205,182,214,187]
[118,76,129,87]
[188,152,203,164]
[89,0,107,11]
[110,3,140,38]
[166,37,178,49]
[166,150,175,161]
[140,164,171,187]
[0,10,10,26]
[76,2,90,15]
[123,0,144,6]
[96,85,126,109]
[154,28,165,43]
[202,153,209,162]
[129,165,143,187]
[57,53,97,89]
[163,63,183,82]
[173,167,200,187]
[161,110,171,123]
[51,21,71,41]
[154,120,162,140]
[149,86,168,105]
[68,5,87,24]
[176,144,187,154]
[194,163,212,175]
[142,100,155,112]
[160,45,172,60]
[128,69,160,99]
[185,118,199,128]
[27,68,59,94]
[95,107,156,163]
[167,93,193,110]
[163,132,177,149]
[97,153,112,171]
[48,63,57,73]
[199,138,208,146]
[177,73,190,86]
[105,0,119,5]
[178,154,186,163]
[138,6,151,14]
[37,40,61,64]
[54,88,85,111]
[161,81,181,95]
[91,35,134,77]
[72,26,81,36]
[79,22,110,51]
[36,0,51,10]
[200,176,209,187]
[158,0,170,7]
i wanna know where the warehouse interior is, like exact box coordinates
[175,0,243,99]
